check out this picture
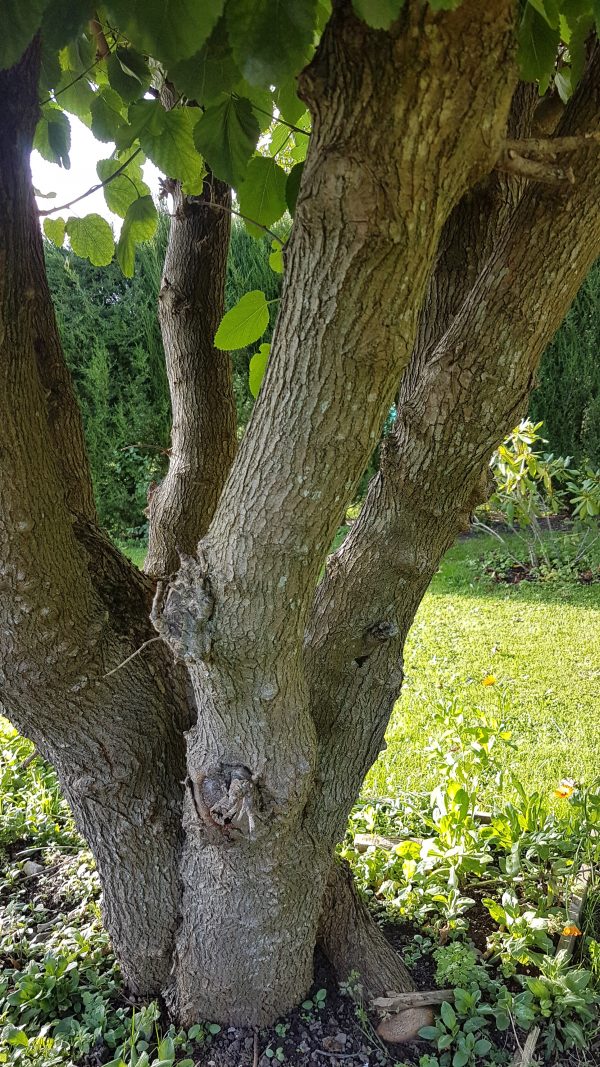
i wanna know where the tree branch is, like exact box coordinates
[303,47,600,842]
[145,87,237,576]
[38,148,142,217]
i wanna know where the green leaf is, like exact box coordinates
[518,4,560,83]
[351,0,405,29]
[157,1036,175,1061]
[238,157,288,237]
[249,343,271,397]
[286,162,304,214]
[41,1,94,51]
[125,101,203,186]
[452,1051,469,1067]
[528,0,561,28]
[66,214,115,265]
[116,195,158,276]
[214,290,269,350]
[226,0,318,86]
[568,13,594,87]
[269,240,284,273]
[418,1026,440,1041]
[91,88,127,143]
[169,18,241,104]
[34,104,71,168]
[473,1039,492,1056]
[107,48,151,104]
[43,217,66,246]
[97,155,150,218]
[0,0,47,70]
[273,79,307,125]
[193,95,260,186]
[54,68,94,122]
[104,0,224,68]
[440,1001,457,1030]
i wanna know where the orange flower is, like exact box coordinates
[554,778,577,799]
[482,675,497,687]
[561,924,582,937]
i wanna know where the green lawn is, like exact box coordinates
[119,531,599,799]
[365,533,600,800]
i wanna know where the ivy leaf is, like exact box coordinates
[116,195,158,277]
[0,0,47,70]
[226,0,318,86]
[34,105,71,168]
[351,0,405,29]
[43,217,66,247]
[104,0,224,68]
[66,214,115,266]
[91,88,127,143]
[107,49,151,104]
[97,156,150,218]
[193,96,260,186]
[169,18,241,105]
[286,162,304,214]
[249,343,271,397]
[518,4,560,83]
[214,290,270,350]
[238,157,288,237]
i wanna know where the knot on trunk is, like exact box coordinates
[187,764,262,840]
[151,553,214,664]
[355,619,399,667]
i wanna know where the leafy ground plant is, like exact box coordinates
[343,694,600,1064]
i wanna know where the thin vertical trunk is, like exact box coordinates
[145,175,237,576]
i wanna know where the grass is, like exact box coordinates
[116,527,600,800]
[365,531,600,801]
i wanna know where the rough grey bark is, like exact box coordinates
[0,42,189,994]
[153,0,518,1025]
[304,46,600,847]
[145,171,237,577]
[3,7,600,1036]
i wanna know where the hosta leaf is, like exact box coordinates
[34,105,71,168]
[351,0,405,29]
[518,4,560,83]
[91,88,127,142]
[43,217,66,246]
[0,0,47,70]
[193,95,260,186]
[214,290,269,350]
[66,214,115,266]
[104,0,224,67]
[116,195,158,276]
[97,156,150,218]
[249,343,271,397]
[286,162,304,214]
[226,0,318,86]
[238,157,287,237]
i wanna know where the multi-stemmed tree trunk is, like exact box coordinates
[2,2,600,1028]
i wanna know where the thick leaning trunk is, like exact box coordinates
[0,45,189,995]
[152,0,517,1026]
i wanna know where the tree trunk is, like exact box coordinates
[145,172,237,577]
[4,8,600,1036]
[152,0,517,1025]
[0,43,190,995]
